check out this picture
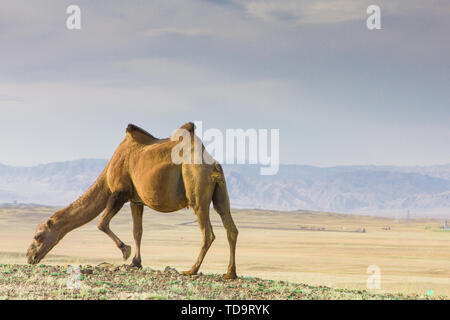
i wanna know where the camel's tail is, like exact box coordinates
[51,166,111,232]
[212,163,231,215]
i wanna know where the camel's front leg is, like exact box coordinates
[97,191,131,260]
[182,207,215,276]
[130,202,143,268]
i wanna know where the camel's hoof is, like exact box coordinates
[181,270,197,276]
[122,245,132,260]
[130,258,142,269]
[222,272,237,280]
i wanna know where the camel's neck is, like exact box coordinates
[51,203,97,237]
[50,174,110,238]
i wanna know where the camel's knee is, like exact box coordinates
[208,233,216,246]
[97,219,109,233]
[229,226,238,242]
[203,232,215,248]
[134,230,143,239]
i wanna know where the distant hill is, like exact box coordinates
[1,159,450,218]
[0,159,106,207]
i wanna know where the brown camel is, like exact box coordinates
[26,122,239,279]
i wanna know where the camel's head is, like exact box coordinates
[27,218,59,264]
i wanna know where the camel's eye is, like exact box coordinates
[34,232,43,241]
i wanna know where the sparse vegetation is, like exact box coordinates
[0,264,445,300]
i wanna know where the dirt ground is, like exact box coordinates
[0,205,449,297]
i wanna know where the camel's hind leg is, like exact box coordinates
[97,191,131,260]
[213,182,238,279]
[182,206,215,276]
[130,202,143,268]
[217,209,238,279]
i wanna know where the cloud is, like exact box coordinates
[0,0,449,166]
[239,0,450,25]
[0,94,23,102]
[142,27,212,38]
[241,0,365,24]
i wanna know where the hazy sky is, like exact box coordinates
[1,0,449,167]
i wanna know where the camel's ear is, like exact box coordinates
[170,122,196,141]
[47,219,54,228]
[180,122,195,134]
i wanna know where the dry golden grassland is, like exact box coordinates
[0,205,449,298]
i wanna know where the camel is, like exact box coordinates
[26,122,239,279]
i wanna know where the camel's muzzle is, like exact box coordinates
[26,243,43,265]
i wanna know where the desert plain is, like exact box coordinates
[0,204,448,297]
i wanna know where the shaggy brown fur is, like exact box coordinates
[26,123,239,279]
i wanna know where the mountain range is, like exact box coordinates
[1,159,450,218]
